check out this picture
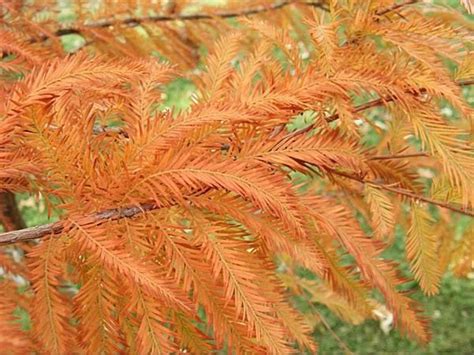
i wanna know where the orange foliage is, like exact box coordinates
[0,0,473,352]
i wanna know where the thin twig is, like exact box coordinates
[93,125,129,138]
[314,310,354,355]
[286,78,473,140]
[377,183,474,217]
[376,0,419,16]
[326,98,391,123]
[369,152,429,160]
[331,170,474,217]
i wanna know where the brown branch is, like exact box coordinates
[326,97,391,124]
[46,1,327,38]
[310,306,353,355]
[14,0,420,42]
[369,152,429,160]
[331,170,474,217]
[457,78,474,87]
[285,78,474,140]
[375,0,419,16]
[42,0,420,39]
[327,77,474,124]
[0,202,158,245]
[0,192,26,231]
[376,184,474,217]
[36,0,420,45]
[93,125,129,138]
[0,187,213,246]
[275,96,393,143]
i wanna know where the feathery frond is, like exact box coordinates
[407,204,442,295]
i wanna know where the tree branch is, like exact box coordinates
[457,78,474,87]
[49,0,419,38]
[40,1,328,39]
[285,78,473,139]
[368,152,429,160]
[326,97,391,123]
[0,187,213,246]
[0,192,26,231]
[30,0,421,45]
[13,0,422,43]
[331,170,474,217]
[39,0,422,39]
[0,202,158,245]
[375,0,419,17]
